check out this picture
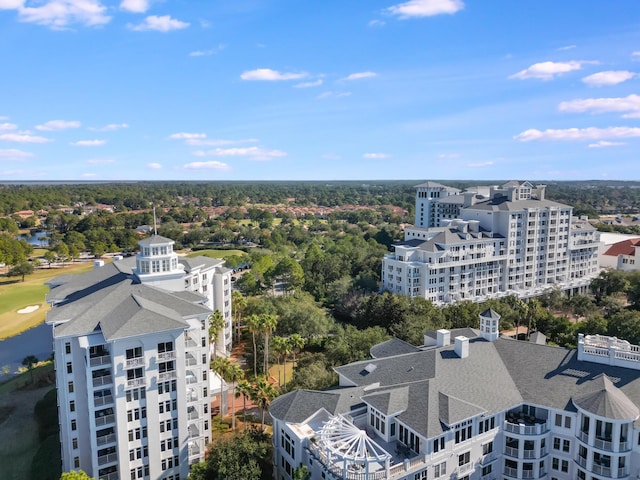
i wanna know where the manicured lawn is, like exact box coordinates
[187,249,248,259]
[0,261,97,340]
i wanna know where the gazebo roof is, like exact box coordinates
[319,415,390,463]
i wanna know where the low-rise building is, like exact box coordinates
[271,310,640,480]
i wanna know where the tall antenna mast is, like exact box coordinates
[153,206,157,235]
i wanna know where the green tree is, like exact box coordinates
[225,364,244,431]
[22,355,38,383]
[591,269,630,302]
[232,291,247,343]
[235,378,253,430]
[190,428,272,480]
[260,313,278,376]
[271,336,288,387]
[60,471,95,480]
[8,261,34,282]
[44,250,56,268]
[253,376,279,428]
[211,356,232,419]
[208,310,226,356]
[246,314,261,377]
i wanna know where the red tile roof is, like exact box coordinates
[604,238,640,257]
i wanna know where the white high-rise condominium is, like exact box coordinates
[383,181,601,303]
[46,235,232,480]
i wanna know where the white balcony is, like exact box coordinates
[95,414,115,427]
[159,371,177,382]
[126,377,145,389]
[96,433,116,446]
[94,395,113,407]
[92,375,113,387]
[158,351,176,361]
[97,453,118,466]
[90,355,111,367]
[125,357,145,368]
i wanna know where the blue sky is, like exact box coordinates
[1,0,640,181]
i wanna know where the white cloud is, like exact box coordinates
[363,152,390,159]
[294,79,323,88]
[35,119,81,131]
[509,60,594,80]
[438,153,460,159]
[558,94,640,118]
[632,51,640,60]
[467,161,494,168]
[183,161,231,171]
[185,138,257,147]
[189,45,225,57]
[240,69,308,81]
[588,141,625,148]
[147,162,162,169]
[317,91,351,100]
[0,148,34,160]
[89,123,129,131]
[557,45,576,51]
[129,15,189,32]
[0,0,23,9]
[581,70,636,87]
[169,132,206,140]
[192,146,286,161]
[86,158,114,164]
[0,133,51,143]
[18,0,111,29]
[70,139,106,146]
[387,0,463,18]
[120,0,149,13]
[368,19,385,27]
[343,71,378,81]
[514,126,640,142]
[0,122,17,131]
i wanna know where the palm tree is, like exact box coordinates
[287,333,305,368]
[253,376,279,429]
[260,313,278,377]
[246,314,261,377]
[208,310,226,356]
[232,291,247,344]
[211,356,231,419]
[225,364,244,431]
[271,336,287,387]
[22,355,38,384]
[235,378,253,430]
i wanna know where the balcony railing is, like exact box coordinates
[125,357,145,368]
[576,456,587,468]
[504,446,518,458]
[592,464,612,477]
[90,355,111,367]
[97,453,118,465]
[456,463,473,476]
[521,471,535,479]
[187,394,198,403]
[188,411,200,421]
[618,467,629,477]
[593,437,614,452]
[100,472,119,480]
[158,351,176,361]
[503,466,518,478]
[92,375,113,387]
[189,446,201,457]
[503,420,548,436]
[159,371,177,382]
[95,414,115,427]
[96,433,116,446]
[94,395,113,407]
[126,377,145,389]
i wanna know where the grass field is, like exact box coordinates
[0,261,97,340]
[187,249,248,259]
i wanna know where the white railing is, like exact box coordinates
[126,377,145,389]
[592,464,611,477]
[456,463,473,475]
[100,472,119,480]
[92,375,113,387]
[158,351,176,361]
[503,420,547,435]
[126,357,145,368]
[90,355,111,367]
[94,395,113,407]
[521,470,535,479]
[95,414,115,427]
[189,446,201,457]
[97,453,118,465]
[159,371,177,382]
[576,456,587,468]
[504,446,518,457]
[96,433,116,446]
[503,466,518,478]
[594,437,614,452]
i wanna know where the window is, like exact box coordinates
[159,361,175,373]
[562,439,570,453]
[66,362,73,374]
[564,416,571,428]
[126,347,142,359]
[481,464,492,476]
[433,461,446,477]
[71,419,77,431]
[65,342,71,354]
[70,400,75,412]
[68,381,74,393]
[555,414,562,427]
[482,441,493,455]
[74,457,79,468]
[72,438,78,449]
[158,341,174,353]
[433,436,445,453]
[458,451,470,466]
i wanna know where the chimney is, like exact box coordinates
[94,260,105,269]
[455,336,469,358]
[436,329,450,347]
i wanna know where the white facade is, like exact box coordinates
[271,319,640,480]
[47,235,232,480]
[384,181,601,304]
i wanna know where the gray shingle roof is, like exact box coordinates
[572,374,639,420]
[179,256,226,272]
[464,196,568,212]
[138,234,174,245]
[370,338,420,358]
[362,387,409,415]
[480,308,501,319]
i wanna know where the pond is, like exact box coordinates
[0,322,53,381]
[17,231,50,247]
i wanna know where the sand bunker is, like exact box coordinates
[17,305,40,314]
